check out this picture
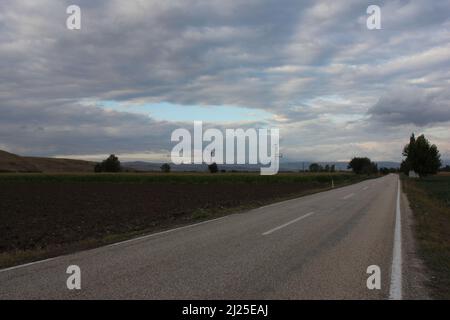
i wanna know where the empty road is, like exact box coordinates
[0,174,403,299]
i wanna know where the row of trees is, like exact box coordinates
[92,157,222,173]
[309,163,336,172]
[92,156,393,175]
[347,134,442,178]
[94,134,442,177]
[93,157,220,174]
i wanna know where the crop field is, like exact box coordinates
[0,172,368,268]
[0,171,358,184]
[402,174,450,298]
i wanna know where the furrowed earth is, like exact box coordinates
[0,173,368,268]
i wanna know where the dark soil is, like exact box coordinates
[0,181,325,253]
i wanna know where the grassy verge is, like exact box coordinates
[402,174,450,299]
[0,172,373,269]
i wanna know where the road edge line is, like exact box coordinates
[0,216,229,273]
[389,177,403,300]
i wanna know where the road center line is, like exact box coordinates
[341,193,355,200]
[107,215,229,247]
[262,212,315,236]
[389,178,403,300]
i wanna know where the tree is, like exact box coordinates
[94,163,102,172]
[309,163,322,172]
[160,163,171,173]
[401,133,416,175]
[95,154,122,172]
[208,162,218,173]
[401,133,441,176]
[370,162,378,174]
[348,157,378,174]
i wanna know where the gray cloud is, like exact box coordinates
[0,0,449,160]
[0,99,178,156]
[368,88,450,126]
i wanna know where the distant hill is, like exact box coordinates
[0,150,95,173]
[0,150,40,172]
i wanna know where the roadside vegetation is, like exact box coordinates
[0,172,372,268]
[402,174,450,299]
[400,133,449,298]
[401,133,441,176]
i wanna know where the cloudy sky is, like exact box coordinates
[1,0,449,162]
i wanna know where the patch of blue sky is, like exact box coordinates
[98,100,273,123]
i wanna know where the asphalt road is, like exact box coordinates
[0,174,402,299]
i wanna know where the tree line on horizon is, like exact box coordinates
[346,134,441,177]
[92,133,443,177]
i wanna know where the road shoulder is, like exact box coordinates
[400,188,431,299]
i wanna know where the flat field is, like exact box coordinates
[0,172,367,268]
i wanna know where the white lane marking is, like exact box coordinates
[262,212,315,236]
[0,215,229,274]
[107,215,229,247]
[389,178,403,300]
[341,193,355,200]
[363,186,369,190]
[0,257,56,273]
